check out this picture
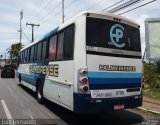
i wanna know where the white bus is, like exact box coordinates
[17,11,142,113]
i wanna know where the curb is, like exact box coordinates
[137,107,160,115]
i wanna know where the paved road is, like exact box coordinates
[0,76,157,125]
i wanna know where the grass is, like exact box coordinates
[143,63,160,100]
[143,89,160,101]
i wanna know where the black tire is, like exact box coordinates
[36,80,44,104]
[19,75,23,87]
[19,74,21,82]
[1,74,3,78]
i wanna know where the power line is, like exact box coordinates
[31,0,53,20]
[87,0,105,10]
[102,0,124,11]
[67,0,124,20]
[119,0,156,15]
[23,0,56,32]
[36,2,62,23]
[33,0,77,40]
[107,0,143,13]
[53,0,76,17]
[22,31,31,42]
[36,0,106,26]
[24,0,62,31]
[24,0,156,42]
[66,0,107,20]
[40,0,76,25]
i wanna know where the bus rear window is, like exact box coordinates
[86,17,141,52]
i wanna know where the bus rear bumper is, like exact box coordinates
[73,93,142,113]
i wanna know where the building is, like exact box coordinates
[0,59,11,68]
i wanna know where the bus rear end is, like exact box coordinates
[74,13,142,113]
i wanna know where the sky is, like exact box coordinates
[0,0,160,58]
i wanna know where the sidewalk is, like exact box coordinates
[140,96,160,113]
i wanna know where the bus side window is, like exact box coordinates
[46,39,49,59]
[21,51,24,63]
[37,42,42,61]
[27,48,30,63]
[42,40,47,61]
[26,49,28,63]
[24,49,27,63]
[57,32,64,60]
[22,51,24,63]
[34,44,37,62]
[64,25,74,60]
[30,46,35,62]
[18,53,21,65]
[49,35,57,60]
[19,53,21,63]
[23,50,25,63]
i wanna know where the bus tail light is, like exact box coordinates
[81,70,87,76]
[78,68,90,94]
[79,85,89,92]
[80,77,88,85]
[82,86,89,92]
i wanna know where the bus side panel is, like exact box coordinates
[17,63,37,90]
[43,61,74,111]
[17,62,48,91]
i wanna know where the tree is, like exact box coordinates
[156,61,160,73]
[7,42,24,64]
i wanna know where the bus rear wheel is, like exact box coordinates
[19,74,22,87]
[36,81,44,104]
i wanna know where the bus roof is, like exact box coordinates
[20,10,139,52]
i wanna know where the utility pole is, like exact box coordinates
[18,10,23,44]
[26,23,40,42]
[62,0,64,23]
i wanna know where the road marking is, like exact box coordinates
[1,100,13,119]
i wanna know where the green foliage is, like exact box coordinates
[7,42,23,64]
[143,63,160,90]
[156,61,160,73]
[143,89,160,101]
[143,63,160,100]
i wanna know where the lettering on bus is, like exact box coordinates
[99,65,136,72]
[29,64,59,77]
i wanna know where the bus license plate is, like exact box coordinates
[114,104,124,110]
[91,89,126,98]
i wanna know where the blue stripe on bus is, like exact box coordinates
[88,72,142,78]
[21,74,35,85]
[88,72,142,89]
[21,73,46,86]
[88,78,141,84]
